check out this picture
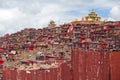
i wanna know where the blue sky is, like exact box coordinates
[0,0,120,36]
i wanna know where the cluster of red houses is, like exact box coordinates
[0,10,120,80]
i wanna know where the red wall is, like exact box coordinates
[72,49,110,80]
[2,60,71,80]
[110,52,120,80]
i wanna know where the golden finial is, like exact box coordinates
[92,9,94,12]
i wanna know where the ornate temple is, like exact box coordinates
[85,10,101,21]
[71,10,106,24]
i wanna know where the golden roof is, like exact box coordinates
[71,10,106,24]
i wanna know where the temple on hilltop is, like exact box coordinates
[47,20,56,29]
[71,10,106,24]
[85,10,101,21]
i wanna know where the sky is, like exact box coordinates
[0,0,120,36]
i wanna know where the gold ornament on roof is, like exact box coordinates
[71,9,103,24]
[85,9,101,22]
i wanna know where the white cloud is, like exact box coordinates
[0,8,26,36]
[0,8,25,21]
[110,5,120,20]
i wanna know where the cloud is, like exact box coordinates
[0,8,26,35]
[0,8,25,21]
[0,0,120,36]
[110,5,120,20]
